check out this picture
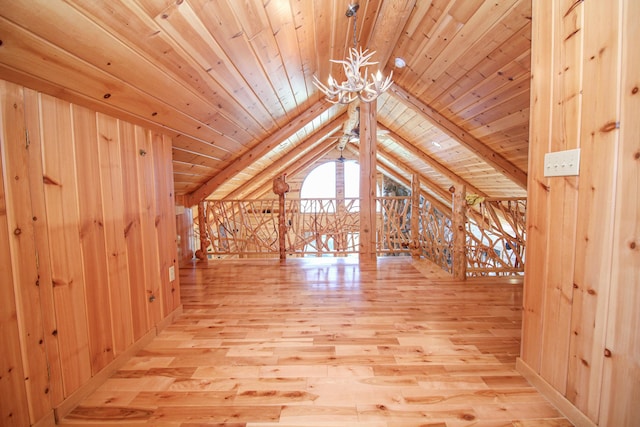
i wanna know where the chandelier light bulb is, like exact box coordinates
[312,6,393,105]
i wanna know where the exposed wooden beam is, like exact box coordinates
[366,0,417,69]
[377,124,486,196]
[224,116,346,199]
[375,145,452,204]
[389,85,528,189]
[186,99,334,205]
[374,158,451,215]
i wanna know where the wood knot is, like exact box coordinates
[599,121,619,133]
[604,348,612,358]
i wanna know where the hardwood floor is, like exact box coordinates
[61,257,572,426]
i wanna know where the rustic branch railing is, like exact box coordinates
[465,198,526,276]
[195,196,525,277]
[418,198,454,273]
[286,198,360,255]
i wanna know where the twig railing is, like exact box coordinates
[195,196,525,276]
[465,198,526,276]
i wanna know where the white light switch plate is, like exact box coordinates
[169,265,175,282]
[544,148,581,177]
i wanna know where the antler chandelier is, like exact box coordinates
[313,3,393,105]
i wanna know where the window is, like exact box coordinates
[300,162,337,199]
[300,160,360,213]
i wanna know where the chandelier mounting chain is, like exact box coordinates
[313,3,393,105]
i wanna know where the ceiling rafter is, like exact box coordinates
[223,116,347,200]
[366,0,417,60]
[248,141,338,200]
[186,98,335,205]
[342,144,451,214]
[375,145,452,204]
[389,85,528,189]
[377,124,486,196]
[375,162,451,216]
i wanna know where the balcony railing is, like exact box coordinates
[195,196,526,277]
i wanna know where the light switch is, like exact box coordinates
[543,148,581,177]
[169,265,175,282]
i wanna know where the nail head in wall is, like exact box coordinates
[139,149,147,156]
[152,112,158,116]
[103,93,111,99]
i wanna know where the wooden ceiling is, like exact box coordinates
[0,0,531,206]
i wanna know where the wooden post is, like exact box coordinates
[195,200,208,260]
[278,192,286,260]
[359,100,377,261]
[336,160,346,253]
[452,184,467,279]
[272,173,290,260]
[410,174,421,259]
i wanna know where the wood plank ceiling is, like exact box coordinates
[0,0,531,206]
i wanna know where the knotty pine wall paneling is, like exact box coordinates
[600,0,640,422]
[120,121,152,340]
[153,132,180,315]
[74,104,115,376]
[0,92,32,426]
[40,93,94,400]
[136,129,164,327]
[1,81,57,424]
[521,0,639,426]
[0,79,181,426]
[23,86,66,409]
[96,113,135,356]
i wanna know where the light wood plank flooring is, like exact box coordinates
[62,257,572,426]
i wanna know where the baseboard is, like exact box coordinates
[53,305,183,422]
[516,358,598,427]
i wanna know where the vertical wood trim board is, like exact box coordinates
[521,0,639,426]
[0,79,180,426]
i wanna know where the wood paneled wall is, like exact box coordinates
[521,1,639,426]
[0,80,181,426]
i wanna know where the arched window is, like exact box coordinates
[300,162,336,199]
[300,160,360,212]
